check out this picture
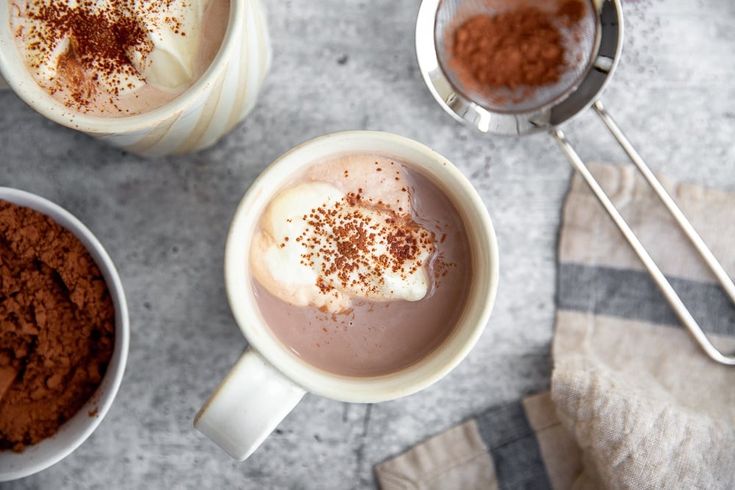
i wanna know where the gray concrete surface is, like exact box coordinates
[1,0,734,488]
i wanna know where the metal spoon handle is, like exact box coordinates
[550,116,735,366]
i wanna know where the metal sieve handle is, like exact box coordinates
[551,102,735,366]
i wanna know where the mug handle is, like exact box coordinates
[194,349,305,460]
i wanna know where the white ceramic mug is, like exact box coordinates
[0,188,129,482]
[195,131,500,460]
[0,0,270,157]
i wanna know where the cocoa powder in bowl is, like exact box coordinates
[0,200,115,452]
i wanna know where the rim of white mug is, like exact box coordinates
[0,0,242,134]
[224,131,499,403]
[0,188,129,482]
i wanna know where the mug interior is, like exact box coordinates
[0,0,242,134]
[0,188,129,482]
[225,131,499,403]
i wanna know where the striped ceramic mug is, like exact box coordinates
[0,0,270,157]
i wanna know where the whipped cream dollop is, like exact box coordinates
[128,0,211,90]
[12,0,214,109]
[252,165,436,313]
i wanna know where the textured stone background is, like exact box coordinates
[2,0,734,488]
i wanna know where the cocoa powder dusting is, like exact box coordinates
[448,0,587,101]
[15,0,184,111]
[294,187,435,303]
[0,201,115,452]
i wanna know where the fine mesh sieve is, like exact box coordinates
[435,0,597,113]
[417,0,735,365]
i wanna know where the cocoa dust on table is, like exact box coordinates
[448,0,587,102]
[0,200,115,452]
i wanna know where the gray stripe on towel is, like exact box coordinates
[476,401,552,490]
[558,263,735,336]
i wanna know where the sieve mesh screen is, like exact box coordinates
[435,0,597,113]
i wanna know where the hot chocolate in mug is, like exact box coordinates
[0,0,269,157]
[195,131,499,460]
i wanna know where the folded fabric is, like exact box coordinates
[375,163,735,489]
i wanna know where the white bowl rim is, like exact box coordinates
[0,187,129,482]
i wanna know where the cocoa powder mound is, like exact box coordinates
[0,200,115,452]
[448,0,587,100]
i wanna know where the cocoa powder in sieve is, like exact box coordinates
[0,200,115,452]
[448,0,586,98]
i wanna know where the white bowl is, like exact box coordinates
[0,188,129,482]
